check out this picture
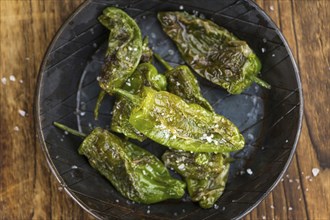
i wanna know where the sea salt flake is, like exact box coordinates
[71,165,78,169]
[9,75,16,81]
[213,204,219,209]
[312,168,320,177]
[179,5,184,10]
[270,205,274,209]
[262,216,266,220]
[14,126,20,131]
[1,77,7,85]
[246,168,253,175]
[178,164,185,170]
[115,199,119,203]
[147,210,150,214]
[18,109,27,117]
[261,48,266,53]
[288,207,293,211]
[269,5,274,11]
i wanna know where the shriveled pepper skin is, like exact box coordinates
[162,151,230,208]
[98,7,142,94]
[157,11,270,94]
[155,54,213,111]
[111,63,166,141]
[78,128,186,204]
[122,87,244,153]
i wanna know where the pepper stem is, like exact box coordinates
[154,53,173,71]
[94,90,106,120]
[251,75,271,89]
[53,122,87,138]
[114,88,142,105]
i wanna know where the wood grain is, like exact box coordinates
[0,0,329,219]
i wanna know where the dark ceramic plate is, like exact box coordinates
[35,0,303,219]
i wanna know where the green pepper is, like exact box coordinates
[94,36,154,120]
[162,151,230,208]
[98,7,142,94]
[53,122,186,204]
[157,11,270,94]
[155,54,213,111]
[115,87,244,153]
[111,63,167,141]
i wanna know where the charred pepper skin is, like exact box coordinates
[98,7,143,95]
[115,87,245,153]
[94,36,153,120]
[111,63,167,141]
[155,54,213,111]
[54,122,186,204]
[157,11,270,94]
[162,151,230,208]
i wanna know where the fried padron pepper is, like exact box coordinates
[162,151,230,208]
[53,122,186,204]
[115,87,244,153]
[98,7,142,94]
[158,11,270,94]
[111,63,167,141]
[93,7,143,119]
[155,54,213,111]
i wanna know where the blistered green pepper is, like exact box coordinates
[94,36,154,120]
[155,54,213,111]
[162,151,230,208]
[157,11,270,94]
[98,7,142,94]
[53,122,186,204]
[115,87,244,153]
[111,63,167,141]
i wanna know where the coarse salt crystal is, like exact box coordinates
[9,75,16,81]
[115,199,119,203]
[288,207,293,211]
[262,216,266,220]
[312,168,320,177]
[246,168,253,175]
[71,165,78,169]
[179,5,184,10]
[25,57,30,61]
[270,205,274,209]
[261,48,266,53]
[18,109,26,117]
[19,79,23,83]
[269,5,274,11]
[1,77,7,85]
[14,126,20,131]
[147,210,150,214]
[213,204,219,209]
[178,164,185,170]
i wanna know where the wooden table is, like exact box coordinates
[0,0,329,219]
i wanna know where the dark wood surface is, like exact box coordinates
[0,0,329,219]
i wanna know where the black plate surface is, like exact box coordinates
[35,0,303,219]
